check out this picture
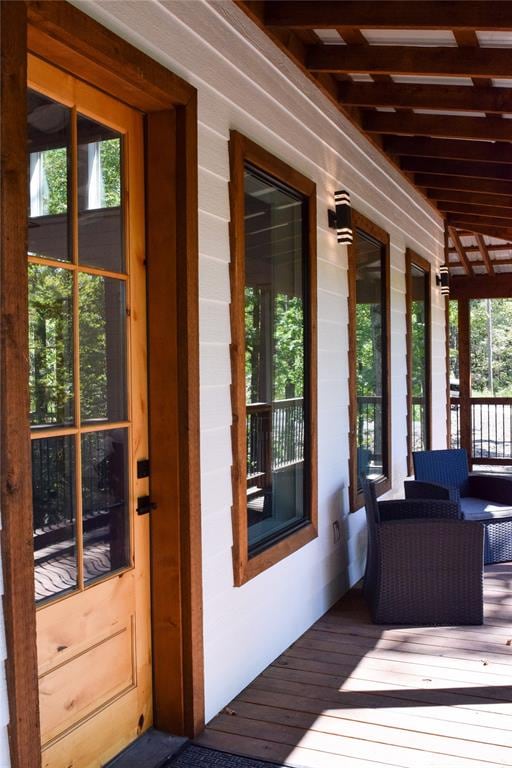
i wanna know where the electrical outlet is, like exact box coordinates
[332,520,341,544]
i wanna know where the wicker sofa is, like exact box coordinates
[405,448,512,564]
[362,478,484,625]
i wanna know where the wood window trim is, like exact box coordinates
[1,3,203,766]
[405,248,432,476]
[228,131,318,587]
[348,210,391,512]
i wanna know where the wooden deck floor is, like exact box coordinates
[197,564,512,768]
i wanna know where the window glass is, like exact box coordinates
[410,263,429,452]
[32,436,76,603]
[244,166,309,554]
[27,90,71,262]
[82,428,129,585]
[29,264,74,428]
[79,274,127,423]
[78,115,124,272]
[355,231,387,489]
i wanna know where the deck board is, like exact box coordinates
[197,564,512,768]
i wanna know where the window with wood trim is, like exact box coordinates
[406,249,432,475]
[348,211,391,512]
[229,131,317,586]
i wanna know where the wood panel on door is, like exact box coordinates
[28,55,152,768]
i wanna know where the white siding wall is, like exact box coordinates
[2,3,447,761]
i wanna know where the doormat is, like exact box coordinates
[164,744,285,768]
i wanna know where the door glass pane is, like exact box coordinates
[356,233,386,488]
[32,436,76,603]
[29,264,74,427]
[27,90,71,262]
[82,428,129,585]
[244,166,308,554]
[79,274,127,424]
[78,115,124,272]
[410,264,427,451]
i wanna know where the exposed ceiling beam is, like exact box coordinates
[265,2,512,30]
[448,226,473,275]
[307,45,512,79]
[447,217,512,240]
[363,112,512,142]
[428,189,512,209]
[438,202,512,222]
[401,157,512,181]
[448,244,512,255]
[451,273,512,300]
[415,175,512,196]
[476,234,495,275]
[384,137,512,165]
[450,258,512,268]
[338,81,512,114]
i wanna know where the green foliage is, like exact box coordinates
[273,294,304,400]
[99,139,121,208]
[470,298,512,396]
[245,288,304,403]
[356,303,382,396]
[43,148,68,215]
[28,264,73,425]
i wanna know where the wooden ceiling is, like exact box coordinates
[237,1,512,276]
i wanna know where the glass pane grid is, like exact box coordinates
[29,88,131,605]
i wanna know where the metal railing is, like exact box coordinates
[246,397,304,488]
[450,396,512,463]
[411,396,427,452]
[357,395,383,469]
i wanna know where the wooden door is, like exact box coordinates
[27,55,152,767]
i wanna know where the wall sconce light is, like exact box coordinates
[436,264,450,296]
[328,189,353,244]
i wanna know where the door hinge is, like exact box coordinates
[136,496,157,516]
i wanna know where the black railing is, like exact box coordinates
[411,396,427,452]
[450,397,512,462]
[246,397,304,488]
[357,395,382,470]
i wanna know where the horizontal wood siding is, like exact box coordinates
[7,0,445,748]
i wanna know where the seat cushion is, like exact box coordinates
[461,496,512,521]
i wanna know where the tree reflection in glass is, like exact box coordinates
[356,233,386,488]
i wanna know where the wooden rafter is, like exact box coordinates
[447,219,512,241]
[429,191,512,209]
[449,243,512,255]
[384,137,512,165]
[401,158,512,182]
[415,175,512,197]
[339,81,512,114]
[449,227,473,276]
[238,1,512,264]
[307,45,512,79]
[476,234,495,275]
[451,257,512,269]
[438,202,512,222]
[363,112,512,142]
[265,2,512,30]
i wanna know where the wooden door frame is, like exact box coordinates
[0,3,203,767]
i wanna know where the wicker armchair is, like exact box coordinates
[405,448,512,564]
[362,479,484,625]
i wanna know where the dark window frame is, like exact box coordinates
[406,248,432,475]
[348,210,391,512]
[228,131,318,586]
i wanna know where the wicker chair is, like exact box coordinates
[405,448,512,564]
[362,478,484,625]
